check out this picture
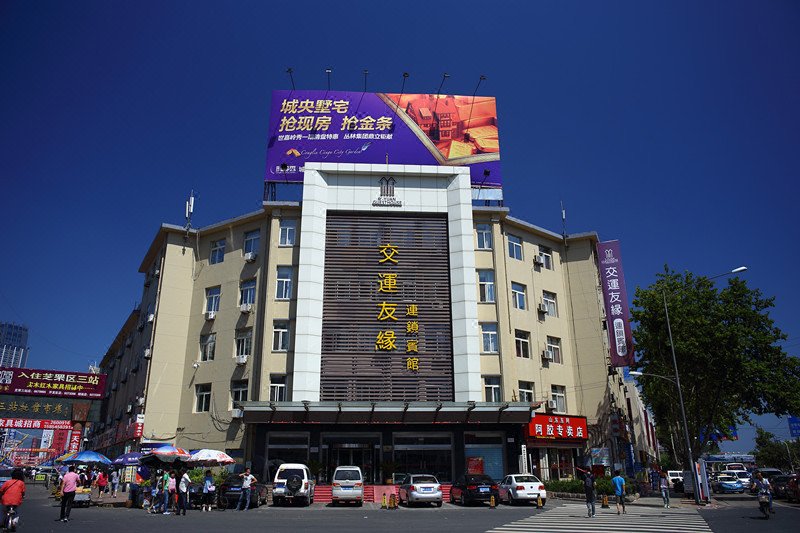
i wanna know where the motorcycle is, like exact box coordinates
[2,505,19,531]
[757,491,770,519]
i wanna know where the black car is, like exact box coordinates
[218,475,268,509]
[771,474,796,499]
[449,474,499,506]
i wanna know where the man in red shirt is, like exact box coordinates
[59,465,80,522]
[0,468,25,529]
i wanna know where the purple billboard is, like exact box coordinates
[265,90,502,190]
[597,241,635,367]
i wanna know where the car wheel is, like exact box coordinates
[331,500,337,507]
[449,491,455,504]
[357,500,362,507]
[436,501,442,508]
[460,494,466,506]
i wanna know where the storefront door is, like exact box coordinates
[321,434,380,484]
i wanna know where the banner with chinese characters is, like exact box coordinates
[265,90,502,191]
[526,414,588,442]
[596,241,635,367]
[0,367,106,399]
[0,418,74,430]
[0,395,101,422]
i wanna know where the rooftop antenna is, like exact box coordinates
[184,190,196,243]
[286,67,295,90]
[464,75,486,141]
[363,69,369,92]
[560,200,567,246]
[326,68,332,91]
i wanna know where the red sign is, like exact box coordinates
[68,429,82,453]
[0,418,74,430]
[0,367,106,399]
[51,429,69,454]
[466,456,484,474]
[526,414,589,442]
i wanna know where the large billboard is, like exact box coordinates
[597,241,635,367]
[0,367,106,399]
[265,90,502,190]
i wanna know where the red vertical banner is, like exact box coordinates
[67,426,82,453]
[51,429,69,454]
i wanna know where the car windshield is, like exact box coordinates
[334,469,361,481]
[276,469,304,480]
[667,471,682,477]
[718,476,736,482]
[411,475,438,483]
[465,475,493,484]
[513,475,540,483]
[734,472,749,479]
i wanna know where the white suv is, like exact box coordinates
[331,466,364,506]
[272,463,316,506]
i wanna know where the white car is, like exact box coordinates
[498,474,547,505]
[667,470,683,488]
[272,463,316,506]
[331,466,363,506]
[397,473,443,507]
[721,469,751,488]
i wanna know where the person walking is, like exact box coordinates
[110,469,120,498]
[166,471,177,514]
[177,469,191,516]
[611,470,626,515]
[659,471,670,508]
[584,471,596,517]
[236,468,256,511]
[202,470,215,511]
[0,468,26,530]
[160,469,171,514]
[95,470,108,501]
[58,465,80,522]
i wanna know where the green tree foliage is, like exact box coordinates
[631,268,800,465]
[752,428,800,471]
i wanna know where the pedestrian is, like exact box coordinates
[96,470,108,501]
[110,469,120,498]
[58,465,80,522]
[177,469,191,516]
[236,468,256,511]
[202,470,215,512]
[583,471,596,517]
[167,471,177,514]
[0,468,26,530]
[659,471,670,508]
[611,470,626,515]
[162,469,171,514]
[149,472,162,514]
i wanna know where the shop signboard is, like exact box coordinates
[590,447,611,466]
[0,418,73,430]
[526,414,589,442]
[0,367,106,399]
[466,456,484,474]
[597,241,634,367]
[788,416,800,438]
[0,395,101,422]
[265,90,502,194]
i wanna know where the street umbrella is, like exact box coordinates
[55,451,78,463]
[139,445,191,466]
[189,449,235,466]
[63,450,113,466]
[113,452,142,466]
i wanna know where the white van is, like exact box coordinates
[667,470,683,488]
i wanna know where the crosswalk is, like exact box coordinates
[487,502,712,533]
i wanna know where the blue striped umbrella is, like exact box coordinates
[63,450,112,465]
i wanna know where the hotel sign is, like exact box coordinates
[372,177,402,207]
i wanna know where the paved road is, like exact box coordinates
[700,491,800,532]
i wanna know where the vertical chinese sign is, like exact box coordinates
[597,240,634,367]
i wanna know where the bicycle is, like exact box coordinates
[215,492,228,511]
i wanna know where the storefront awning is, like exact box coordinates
[240,401,540,425]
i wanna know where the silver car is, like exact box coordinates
[398,474,443,507]
[498,473,547,505]
[331,466,363,506]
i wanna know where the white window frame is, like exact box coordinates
[195,384,211,413]
[476,224,492,250]
[206,287,221,313]
[508,234,523,260]
[539,245,553,270]
[551,385,567,413]
[199,333,216,362]
[210,239,225,264]
[518,381,535,403]
[230,380,248,407]
[543,291,558,317]
[514,330,530,358]
[244,230,260,255]
[478,270,495,303]
[240,279,256,305]
[481,322,499,353]
[484,376,502,402]
[546,336,562,364]
[272,321,290,352]
[279,219,297,246]
[269,375,287,401]
[235,329,253,358]
[276,266,293,300]
[511,282,527,310]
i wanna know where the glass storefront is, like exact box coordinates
[393,433,453,482]
[532,447,578,480]
[320,433,381,484]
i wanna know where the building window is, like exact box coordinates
[542,291,558,317]
[276,266,293,300]
[511,282,527,310]
[477,270,495,303]
[518,381,535,403]
[270,375,287,401]
[481,323,499,353]
[546,336,562,364]
[195,384,211,412]
[244,230,260,255]
[205,287,221,313]
[231,380,248,407]
[514,330,530,358]
[539,245,553,270]
[551,385,567,413]
[484,376,502,402]
[273,321,290,352]
[199,333,216,362]
[235,329,252,358]
[240,279,256,305]
[279,219,297,246]
[210,239,225,264]
[476,224,492,250]
[508,234,523,260]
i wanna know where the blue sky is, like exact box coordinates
[1,1,797,451]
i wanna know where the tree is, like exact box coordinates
[631,267,800,466]
[752,428,800,471]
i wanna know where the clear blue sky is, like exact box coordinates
[1,1,797,450]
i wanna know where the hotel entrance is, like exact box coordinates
[320,434,381,484]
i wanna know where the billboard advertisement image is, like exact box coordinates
[0,367,106,399]
[265,90,502,191]
[597,241,635,367]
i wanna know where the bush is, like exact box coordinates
[543,479,585,494]
[545,477,638,496]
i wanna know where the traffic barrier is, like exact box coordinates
[601,494,610,508]
[389,493,397,509]
[381,494,387,509]
[490,495,496,509]
[536,495,543,509]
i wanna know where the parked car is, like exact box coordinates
[272,463,315,506]
[498,473,547,506]
[397,473,443,507]
[786,475,800,503]
[770,474,796,499]
[218,474,268,508]
[720,470,751,489]
[667,470,683,489]
[331,466,363,506]
[711,475,744,494]
[449,474,499,506]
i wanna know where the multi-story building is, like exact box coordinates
[0,322,29,368]
[92,163,653,482]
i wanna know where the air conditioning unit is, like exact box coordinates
[542,350,553,361]
[147,313,155,323]
[153,269,160,277]
[244,252,257,263]
[137,397,145,406]
[231,408,244,419]
[546,400,558,410]
[205,311,216,321]
[533,255,545,266]
[126,404,133,414]
[538,302,549,313]
[143,348,152,359]
[235,354,248,365]
[240,303,252,313]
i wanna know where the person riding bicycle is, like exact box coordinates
[0,468,26,531]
